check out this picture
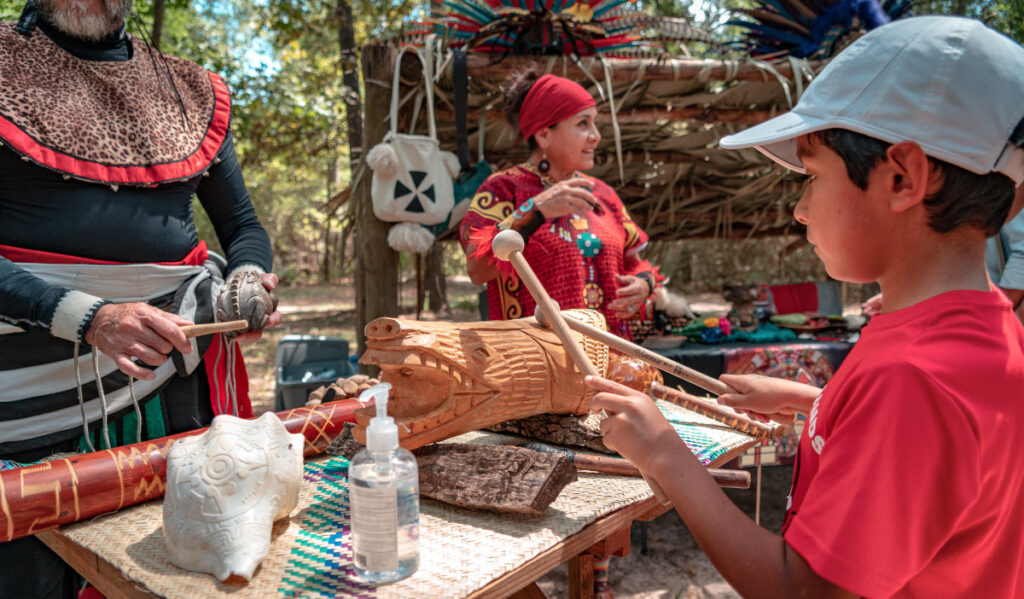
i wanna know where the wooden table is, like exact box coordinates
[39,499,672,599]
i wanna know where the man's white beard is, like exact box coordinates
[35,0,132,41]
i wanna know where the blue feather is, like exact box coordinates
[593,0,631,18]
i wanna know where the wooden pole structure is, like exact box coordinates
[465,54,818,82]
[354,44,400,371]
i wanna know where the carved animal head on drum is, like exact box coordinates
[354,309,661,449]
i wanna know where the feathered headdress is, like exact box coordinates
[433,0,710,58]
[728,0,911,58]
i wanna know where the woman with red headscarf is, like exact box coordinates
[460,70,660,339]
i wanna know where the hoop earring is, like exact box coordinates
[538,154,550,174]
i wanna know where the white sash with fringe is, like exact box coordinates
[0,258,223,445]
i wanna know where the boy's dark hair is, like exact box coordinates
[811,129,1015,236]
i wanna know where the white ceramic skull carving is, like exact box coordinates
[163,412,304,581]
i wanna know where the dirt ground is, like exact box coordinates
[240,280,794,598]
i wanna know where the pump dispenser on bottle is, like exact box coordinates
[348,383,420,582]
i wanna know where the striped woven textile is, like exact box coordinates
[0,258,222,455]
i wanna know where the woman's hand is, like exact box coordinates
[85,303,194,380]
[716,374,821,426]
[585,375,686,475]
[533,176,597,218]
[608,274,648,319]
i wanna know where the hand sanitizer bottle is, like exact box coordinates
[348,383,419,582]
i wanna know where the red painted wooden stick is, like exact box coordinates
[0,399,363,543]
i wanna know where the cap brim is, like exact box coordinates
[720,111,831,174]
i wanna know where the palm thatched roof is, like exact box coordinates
[386,51,824,241]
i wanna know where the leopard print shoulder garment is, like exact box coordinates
[0,21,230,186]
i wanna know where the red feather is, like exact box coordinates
[467,225,517,281]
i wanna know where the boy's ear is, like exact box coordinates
[881,142,942,213]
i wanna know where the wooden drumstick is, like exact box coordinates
[491,229,671,505]
[491,230,599,378]
[534,306,733,396]
[535,307,777,440]
[179,320,248,338]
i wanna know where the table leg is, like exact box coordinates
[569,553,595,599]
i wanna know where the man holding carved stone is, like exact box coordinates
[0,0,280,596]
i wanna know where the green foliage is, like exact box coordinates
[0,0,21,21]
[914,0,1024,43]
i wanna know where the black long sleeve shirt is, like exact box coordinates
[0,17,272,334]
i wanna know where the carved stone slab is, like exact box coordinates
[415,443,577,515]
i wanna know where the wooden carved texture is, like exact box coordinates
[415,443,578,515]
[355,309,662,450]
[488,353,661,454]
[0,400,363,543]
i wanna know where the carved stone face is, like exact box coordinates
[355,310,660,449]
[163,412,304,581]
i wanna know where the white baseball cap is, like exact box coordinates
[720,16,1024,184]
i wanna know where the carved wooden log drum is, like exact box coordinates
[354,310,662,450]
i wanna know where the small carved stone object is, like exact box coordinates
[163,412,304,581]
[306,375,380,406]
[354,309,662,450]
[215,269,278,336]
[415,443,577,515]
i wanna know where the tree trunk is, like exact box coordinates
[151,0,164,49]
[354,45,399,372]
[320,215,332,282]
[336,0,363,159]
[337,221,352,279]
[425,243,448,314]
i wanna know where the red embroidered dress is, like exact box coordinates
[460,164,655,339]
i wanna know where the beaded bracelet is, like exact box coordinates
[636,271,656,297]
[495,197,543,244]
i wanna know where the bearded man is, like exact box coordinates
[0,1,281,596]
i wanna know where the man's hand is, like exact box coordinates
[585,375,686,475]
[216,270,281,343]
[608,274,649,319]
[716,373,821,426]
[229,272,282,344]
[85,303,193,380]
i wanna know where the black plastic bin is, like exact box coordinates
[274,334,354,410]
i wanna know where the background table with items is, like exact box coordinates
[35,412,756,599]
[650,339,854,466]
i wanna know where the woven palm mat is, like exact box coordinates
[58,431,662,598]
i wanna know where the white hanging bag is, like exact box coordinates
[367,43,458,228]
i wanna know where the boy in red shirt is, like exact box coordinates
[586,16,1024,597]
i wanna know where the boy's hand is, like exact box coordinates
[585,375,687,475]
[716,374,821,426]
